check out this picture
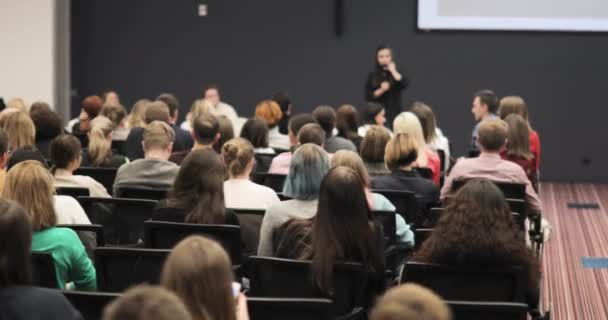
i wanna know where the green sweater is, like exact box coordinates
[32,227,97,291]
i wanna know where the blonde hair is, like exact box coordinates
[127,99,151,129]
[6,98,28,113]
[221,138,254,178]
[360,125,391,163]
[0,112,36,150]
[103,285,192,320]
[2,160,56,231]
[384,133,419,170]
[190,99,213,126]
[88,116,114,166]
[330,150,371,187]
[143,121,175,151]
[477,119,509,151]
[393,112,428,166]
[370,284,452,320]
[161,236,236,320]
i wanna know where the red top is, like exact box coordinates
[500,151,537,184]
[425,149,441,186]
[529,130,541,169]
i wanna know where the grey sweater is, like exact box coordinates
[112,158,179,196]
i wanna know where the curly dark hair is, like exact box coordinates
[413,179,540,306]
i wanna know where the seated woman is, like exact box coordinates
[152,148,239,226]
[498,95,541,170]
[29,102,63,159]
[414,179,540,308]
[161,236,249,320]
[240,117,275,155]
[2,161,96,290]
[410,102,450,173]
[331,150,414,247]
[255,100,289,150]
[100,103,130,141]
[360,125,391,176]
[0,111,36,152]
[81,116,128,167]
[222,138,280,209]
[336,104,363,150]
[371,133,439,213]
[50,134,111,198]
[358,102,389,137]
[274,167,386,299]
[502,114,537,184]
[393,112,441,185]
[257,144,330,256]
[0,199,82,319]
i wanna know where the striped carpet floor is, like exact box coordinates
[540,182,608,320]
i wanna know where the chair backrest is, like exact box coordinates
[31,252,59,288]
[254,153,276,173]
[430,206,525,233]
[74,167,118,194]
[56,187,90,198]
[111,140,125,155]
[415,167,433,180]
[62,290,121,320]
[252,173,287,192]
[57,224,105,247]
[77,197,158,245]
[413,228,433,250]
[452,179,526,201]
[371,189,420,227]
[94,247,170,292]
[247,256,366,317]
[277,193,292,201]
[115,187,169,201]
[232,208,266,256]
[143,221,242,265]
[248,297,333,320]
[447,300,528,320]
[372,210,396,247]
[402,262,527,303]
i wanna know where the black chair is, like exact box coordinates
[372,210,396,247]
[247,256,366,319]
[74,167,118,194]
[272,147,290,154]
[77,197,158,246]
[413,228,433,250]
[415,167,434,180]
[252,173,287,193]
[56,187,90,198]
[277,193,292,201]
[74,133,89,149]
[232,208,266,256]
[31,252,59,288]
[232,208,266,217]
[62,290,120,320]
[143,221,242,265]
[115,187,169,201]
[452,179,526,201]
[57,224,106,247]
[401,262,526,303]
[372,189,421,228]
[94,247,170,292]
[111,140,125,156]
[448,300,529,320]
[254,153,276,173]
[248,297,333,320]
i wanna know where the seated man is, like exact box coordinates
[113,121,179,195]
[268,114,318,174]
[441,119,541,213]
[170,113,220,165]
[312,105,357,153]
[470,89,499,155]
[157,93,194,153]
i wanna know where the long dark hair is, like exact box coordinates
[167,149,227,224]
[374,45,391,71]
[336,105,361,142]
[240,117,269,149]
[0,200,33,286]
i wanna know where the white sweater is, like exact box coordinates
[224,179,280,210]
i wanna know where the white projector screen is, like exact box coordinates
[418,0,608,32]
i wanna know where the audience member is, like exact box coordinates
[0,129,8,193]
[502,114,537,185]
[268,113,317,174]
[114,121,178,195]
[370,284,452,320]
[204,85,239,125]
[73,95,104,135]
[441,119,542,213]
[255,100,289,150]
[180,99,212,132]
[3,161,96,290]
[102,90,120,105]
[258,144,330,256]
[6,145,48,171]
[0,199,82,319]
[103,285,192,320]
[100,103,130,140]
[360,125,391,176]
[123,100,172,160]
[81,116,128,168]
[359,102,388,137]
[498,95,541,169]
[29,102,63,158]
[331,150,413,246]
[170,113,220,165]
[240,117,275,154]
[336,104,363,150]
[222,138,280,209]
[470,89,499,152]
[5,97,28,113]
[312,105,357,153]
[410,102,450,172]
[153,149,239,226]
[127,99,150,129]
[415,179,540,307]
[0,111,36,151]
[156,93,195,153]
[50,135,110,197]
[215,115,235,153]
[272,90,292,135]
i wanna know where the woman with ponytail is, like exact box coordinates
[81,116,127,167]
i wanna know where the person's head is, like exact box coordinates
[103,285,191,320]
[80,95,104,132]
[477,119,508,153]
[362,102,386,126]
[161,236,235,320]
[100,103,128,129]
[191,113,220,147]
[255,100,283,129]
[240,117,270,149]
[360,125,391,164]
[287,113,317,146]
[471,89,498,121]
[128,99,151,129]
[50,134,82,172]
[0,199,33,287]
[504,114,532,160]
[6,98,28,113]
[88,116,114,166]
[312,105,336,137]
[222,138,255,179]
[370,284,452,320]
[189,99,213,125]
[144,101,171,124]
[498,95,530,124]
[336,104,360,141]
[3,160,56,231]
[6,146,47,171]
[331,150,371,188]
[156,93,180,124]
[393,112,428,165]
[169,149,226,224]
[215,115,235,153]
[283,144,330,200]
[143,121,175,159]
[0,111,36,151]
[375,45,393,69]
[272,90,292,133]
[29,103,62,141]
[203,85,221,107]
[103,91,120,105]
[0,129,8,168]
[384,133,418,170]
[297,123,325,147]
[410,102,438,144]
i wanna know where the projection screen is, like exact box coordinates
[418,0,608,32]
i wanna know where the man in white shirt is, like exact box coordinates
[204,85,238,125]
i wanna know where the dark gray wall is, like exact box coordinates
[71,0,608,182]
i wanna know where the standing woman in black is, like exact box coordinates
[365,45,409,126]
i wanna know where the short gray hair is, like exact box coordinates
[283,144,330,200]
